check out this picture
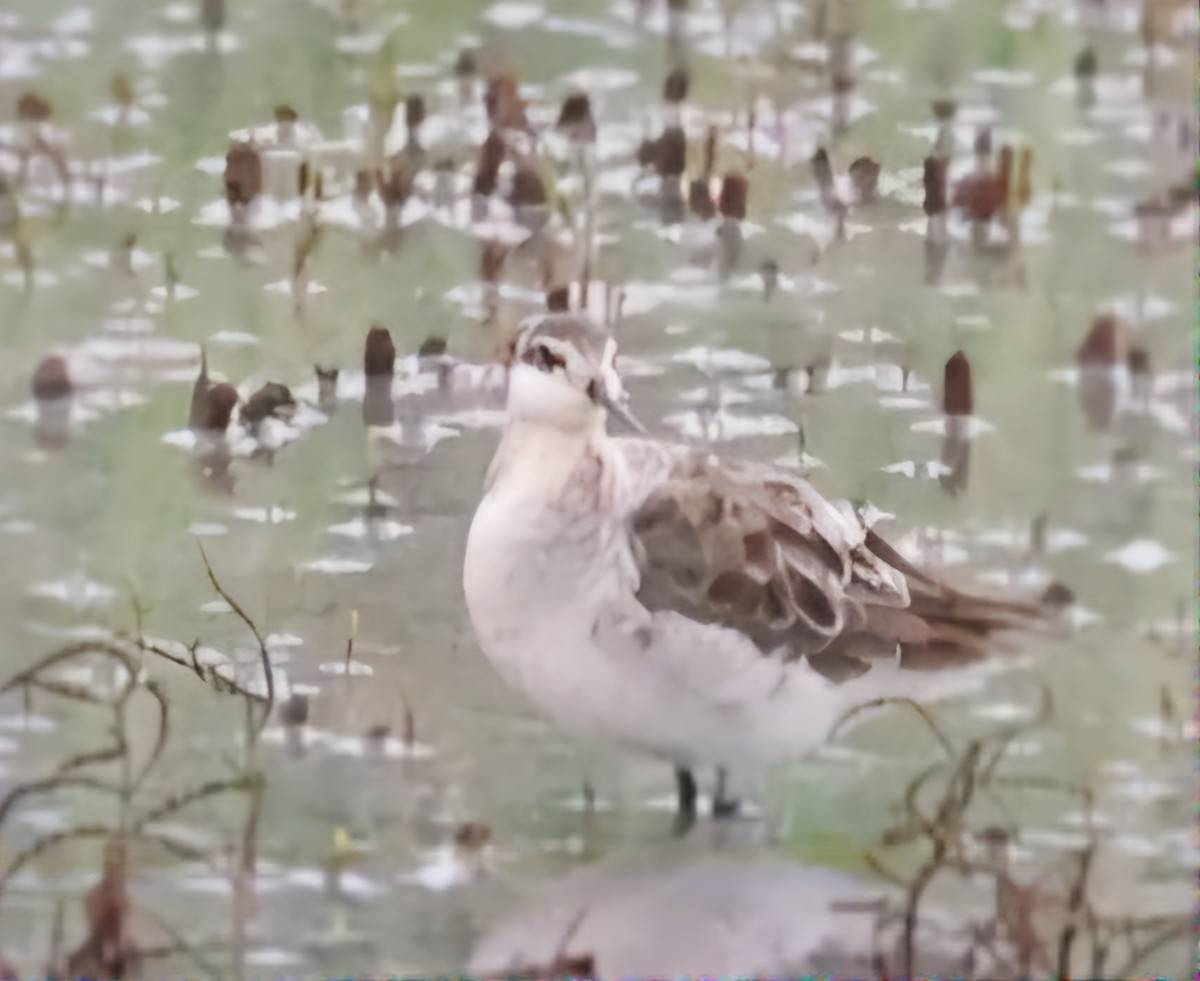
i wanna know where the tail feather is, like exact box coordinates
[891,574,1045,670]
[808,533,1048,683]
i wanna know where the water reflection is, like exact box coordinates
[30,359,72,451]
[470,835,974,978]
[362,326,397,431]
[471,841,876,976]
[939,350,973,496]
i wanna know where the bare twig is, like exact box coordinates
[0,641,139,699]
[863,851,908,887]
[0,774,120,828]
[1055,842,1095,979]
[0,824,211,897]
[987,774,1093,806]
[130,679,170,794]
[976,683,1054,785]
[132,775,257,831]
[137,906,224,979]
[395,677,416,748]
[902,853,942,979]
[0,824,114,893]
[48,897,66,970]
[135,638,265,704]
[830,696,956,758]
[1110,919,1190,978]
[197,545,274,738]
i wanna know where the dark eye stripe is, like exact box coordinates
[525,343,567,373]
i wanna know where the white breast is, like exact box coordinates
[466,487,601,632]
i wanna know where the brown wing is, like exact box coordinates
[626,448,1040,684]
[823,528,1044,676]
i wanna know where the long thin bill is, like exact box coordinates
[602,393,646,434]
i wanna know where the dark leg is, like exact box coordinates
[712,767,741,819]
[673,766,698,836]
[581,778,596,814]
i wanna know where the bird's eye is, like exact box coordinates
[531,343,566,373]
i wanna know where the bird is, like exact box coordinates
[462,313,1044,831]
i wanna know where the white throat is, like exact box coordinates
[505,362,603,435]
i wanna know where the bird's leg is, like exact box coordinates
[711,767,742,819]
[573,741,604,817]
[673,766,698,837]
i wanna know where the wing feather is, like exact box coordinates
[618,442,1041,684]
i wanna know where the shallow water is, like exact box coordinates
[0,0,1194,976]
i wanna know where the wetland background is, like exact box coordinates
[0,0,1195,976]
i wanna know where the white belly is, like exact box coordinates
[464,498,844,768]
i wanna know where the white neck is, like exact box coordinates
[505,363,602,431]
[487,415,605,493]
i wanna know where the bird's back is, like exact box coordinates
[612,437,1044,686]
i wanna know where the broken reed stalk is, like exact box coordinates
[396,677,416,749]
[344,608,357,672]
[292,213,322,313]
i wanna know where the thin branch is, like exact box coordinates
[21,678,112,704]
[132,775,257,831]
[879,760,945,846]
[0,823,213,899]
[830,696,956,758]
[863,851,908,887]
[0,641,138,698]
[136,908,224,980]
[902,851,944,979]
[1109,918,1189,978]
[976,683,1054,785]
[1056,842,1095,979]
[0,774,121,828]
[135,638,265,704]
[48,897,65,971]
[130,678,170,794]
[0,824,114,894]
[196,545,275,738]
[986,774,1093,805]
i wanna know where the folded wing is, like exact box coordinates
[624,446,1039,684]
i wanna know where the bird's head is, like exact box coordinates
[507,314,643,434]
